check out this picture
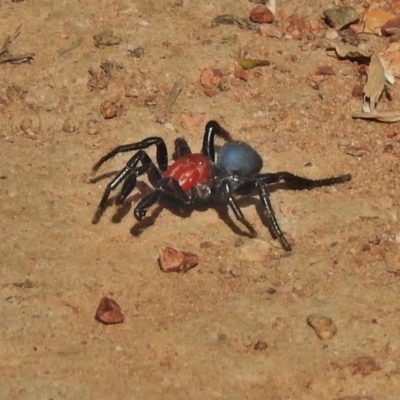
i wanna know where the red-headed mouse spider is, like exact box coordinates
[91,121,351,251]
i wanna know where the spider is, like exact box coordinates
[91,121,351,251]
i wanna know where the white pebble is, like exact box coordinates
[164,122,175,131]
[325,28,339,40]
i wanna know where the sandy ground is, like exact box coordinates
[1,0,400,399]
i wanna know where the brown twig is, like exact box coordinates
[0,25,35,64]
[155,79,185,123]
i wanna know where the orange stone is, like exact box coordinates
[249,5,274,24]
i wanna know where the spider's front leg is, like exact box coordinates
[92,151,162,224]
[91,136,170,224]
[92,137,168,172]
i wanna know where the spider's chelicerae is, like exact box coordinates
[91,121,351,251]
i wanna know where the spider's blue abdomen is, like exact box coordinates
[217,141,263,177]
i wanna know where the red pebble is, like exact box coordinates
[95,297,125,325]
[159,247,198,273]
[249,5,274,24]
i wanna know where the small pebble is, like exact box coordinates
[199,67,223,89]
[340,28,361,46]
[323,7,359,30]
[20,118,35,135]
[100,101,123,119]
[138,19,150,27]
[128,46,144,58]
[325,28,339,40]
[62,118,79,133]
[159,247,198,273]
[203,89,217,97]
[381,16,400,36]
[383,143,394,153]
[234,66,248,81]
[163,122,175,131]
[229,266,242,278]
[254,341,268,351]
[124,85,139,98]
[315,65,335,76]
[95,297,125,325]
[87,118,101,135]
[307,314,337,340]
[249,5,274,24]
[349,356,381,376]
[259,24,283,38]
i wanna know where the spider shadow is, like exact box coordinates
[94,175,298,241]
[126,182,292,240]
[105,180,255,238]
[128,199,257,239]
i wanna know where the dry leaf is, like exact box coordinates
[363,55,386,113]
[238,58,270,70]
[378,42,400,82]
[343,145,369,157]
[362,10,396,35]
[352,110,400,123]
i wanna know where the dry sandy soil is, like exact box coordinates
[1,0,400,399]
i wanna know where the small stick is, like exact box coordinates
[0,24,21,57]
[58,37,83,57]
[155,79,184,123]
[0,25,35,64]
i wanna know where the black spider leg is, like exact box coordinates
[249,171,351,251]
[254,171,352,189]
[133,177,192,221]
[174,138,192,159]
[92,137,168,172]
[220,180,257,238]
[92,151,162,224]
[201,121,234,161]
[256,182,292,251]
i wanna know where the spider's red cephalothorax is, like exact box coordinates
[163,153,212,192]
[91,121,351,251]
